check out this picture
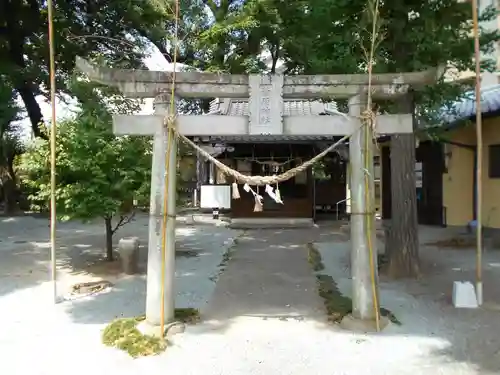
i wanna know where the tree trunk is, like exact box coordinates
[17,83,45,139]
[1,177,18,214]
[104,217,114,261]
[5,0,45,139]
[387,99,420,278]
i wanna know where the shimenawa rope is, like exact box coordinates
[165,109,376,187]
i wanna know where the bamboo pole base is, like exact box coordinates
[340,314,390,333]
[137,320,186,338]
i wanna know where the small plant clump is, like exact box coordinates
[307,243,325,272]
[102,315,164,358]
[426,237,476,249]
[209,234,243,282]
[307,244,401,325]
[316,274,353,323]
[102,308,200,358]
[174,307,202,324]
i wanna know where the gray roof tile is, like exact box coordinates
[208,98,339,116]
[440,84,500,123]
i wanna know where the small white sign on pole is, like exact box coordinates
[200,185,231,209]
[415,162,423,188]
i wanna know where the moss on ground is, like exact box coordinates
[307,244,401,326]
[307,243,325,272]
[209,234,244,282]
[102,308,200,358]
[174,307,202,324]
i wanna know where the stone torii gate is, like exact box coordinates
[75,57,440,333]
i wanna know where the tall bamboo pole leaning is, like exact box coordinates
[47,0,58,304]
[160,0,180,336]
[363,0,382,331]
[471,0,483,306]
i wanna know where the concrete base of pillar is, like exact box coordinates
[339,313,391,333]
[137,320,186,338]
[229,217,314,229]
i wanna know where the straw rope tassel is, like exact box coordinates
[232,181,240,199]
[275,182,281,202]
[254,186,263,212]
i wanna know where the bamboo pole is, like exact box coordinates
[364,0,382,331]
[160,0,180,336]
[471,0,483,306]
[47,0,58,304]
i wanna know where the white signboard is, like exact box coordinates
[415,162,423,188]
[200,185,231,209]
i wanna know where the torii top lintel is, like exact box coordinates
[75,57,444,100]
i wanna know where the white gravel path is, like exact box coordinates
[0,216,241,374]
[1,218,499,375]
[314,241,499,375]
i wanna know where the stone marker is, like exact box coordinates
[452,281,479,309]
[118,237,140,275]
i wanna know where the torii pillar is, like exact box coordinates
[144,94,178,328]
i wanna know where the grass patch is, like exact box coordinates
[307,244,401,326]
[176,250,199,258]
[209,234,243,282]
[425,237,475,249]
[174,307,201,324]
[102,308,200,358]
[316,274,401,325]
[307,243,325,272]
[316,274,352,323]
[102,315,165,358]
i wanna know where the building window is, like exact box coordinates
[489,144,500,178]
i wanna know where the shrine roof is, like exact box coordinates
[207,98,338,116]
[438,84,500,126]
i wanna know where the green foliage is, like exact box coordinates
[277,0,499,114]
[102,315,167,358]
[101,308,199,358]
[20,80,151,223]
[1,0,169,137]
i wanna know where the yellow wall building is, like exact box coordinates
[442,117,500,229]
[379,84,500,230]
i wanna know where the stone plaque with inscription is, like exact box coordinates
[248,75,284,135]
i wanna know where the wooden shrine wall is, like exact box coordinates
[217,143,314,219]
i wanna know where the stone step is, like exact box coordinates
[229,217,314,229]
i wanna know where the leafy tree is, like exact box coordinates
[273,0,499,277]
[21,80,151,261]
[375,1,499,278]
[0,0,169,138]
[147,0,499,277]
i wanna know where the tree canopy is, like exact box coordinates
[1,0,170,138]
[3,0,499,273]
[21,80,151,260]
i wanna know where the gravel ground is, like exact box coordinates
[315,226,500,375]
[1,217,500,374]
[0,215,241,374]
